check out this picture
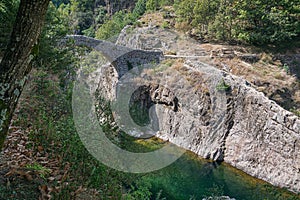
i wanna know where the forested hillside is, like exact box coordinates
[0,0,299,199]
[1,0,299,47]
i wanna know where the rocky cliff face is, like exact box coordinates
[89,26,300,193]
[155,61,300,193]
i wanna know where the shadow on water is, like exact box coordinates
[97,96,300,200]
[139,151,300,200]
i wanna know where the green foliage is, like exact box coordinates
[3,0,300,198]
[133,0,147,17]
[290,108,300,117]
[55,0,97,35]
[51,0,70,7]
[95,10,129,39]
[45,2,70,38]
[161,21,170,29]
[233,0,300,44]
[208,0,235,41]
[95,0,149,41]
[0,181,40,200]
[17,55,137,198]
[25,163,51,179]
[83,6,108,37]
[0,0,19,51]
[125,180,152,200]
[192,0,213,26]
[81,51,104,74]
[174,0,300,45]
[146,0,160,11]
[216,79,231,92]
[33,2,76,73]
[174,0,196,24]
[159,0,174,7]
[282,63,290,73]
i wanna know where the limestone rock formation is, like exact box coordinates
[94,56,300,193]
[75,27,300,193]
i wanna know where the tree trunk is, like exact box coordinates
[0,0,50,150]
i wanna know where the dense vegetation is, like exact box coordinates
[0,0,299,199]
[0,0,19,51]
[173,0,300,45]
[91,0,300,45]
[0,0,154,198]
[7,0,295,45]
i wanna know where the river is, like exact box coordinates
[123,137,300,200]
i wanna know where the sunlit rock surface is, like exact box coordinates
[71,27,300,193]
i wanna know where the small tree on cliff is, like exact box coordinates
[0,0,50,150]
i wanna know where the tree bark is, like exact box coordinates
[0,0,50,150]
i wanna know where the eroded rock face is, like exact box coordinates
[93,57,300,193]
[224,85,300,193]
[130,84,178,112]
[77,27,300,193]
[117,25,208,57]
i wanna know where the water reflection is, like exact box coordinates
[141,152,300,200]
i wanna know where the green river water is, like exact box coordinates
[101,102,300,200]
[141,151,299,200]
[123,138,300,200]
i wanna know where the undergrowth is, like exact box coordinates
[0,46,159,199]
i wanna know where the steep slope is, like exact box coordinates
[77,25,300,193]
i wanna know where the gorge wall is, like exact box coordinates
[95,56,300,194]
[69,33,300,193]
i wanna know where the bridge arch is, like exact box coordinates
[64,35,163,78]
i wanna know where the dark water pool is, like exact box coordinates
[138,151,299,200]
[106,116,299,200]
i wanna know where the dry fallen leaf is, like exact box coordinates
[74,186,84,195]
[24,172,33,181]
[5,168,16,177]
[39,185,52,200]
[37,146,44,152]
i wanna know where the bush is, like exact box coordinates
[95,11,130,39]
[146,0,160,11]
[95,0,149,40]
[174,0,300,45]
[133,0,147,17]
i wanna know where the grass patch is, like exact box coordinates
[3,49,154,199]
[25,163,51,180]
[216,79,231,92]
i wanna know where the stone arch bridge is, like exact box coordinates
[64,35,163,78]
